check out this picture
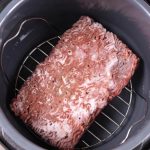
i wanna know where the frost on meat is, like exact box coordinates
[10,16,139,149]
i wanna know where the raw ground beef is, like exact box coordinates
[10,16,139,149]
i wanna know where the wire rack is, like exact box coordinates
[15,36,133,149]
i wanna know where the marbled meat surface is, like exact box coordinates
[11,16,139,149]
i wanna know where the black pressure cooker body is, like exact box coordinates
[0,0,150,150]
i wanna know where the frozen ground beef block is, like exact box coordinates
[10,16,139,149]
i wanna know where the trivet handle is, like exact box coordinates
[120,89,148,146]
[0,17,59,87]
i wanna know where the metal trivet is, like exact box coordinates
[15,36,133,149]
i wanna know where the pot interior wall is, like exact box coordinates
[0,0,150,149]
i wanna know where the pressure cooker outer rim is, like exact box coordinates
[0,0,24,27]
[0,0,150,150]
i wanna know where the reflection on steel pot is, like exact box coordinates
[0,0,150,150]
